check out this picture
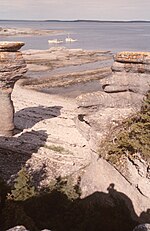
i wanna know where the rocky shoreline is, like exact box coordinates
[0,42,149,231]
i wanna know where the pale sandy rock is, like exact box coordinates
[115,155,150,198]
[0,41,24,51]
[0,42,27,136]
[77,107,135,150]
[76,51,150,210]
[100,72,150,86]
[0,92,14,136]
[112,61,150,73]
[77,91,144,108]
[80,157,150,223]
[114,51,150,64]
[0,81,92,187]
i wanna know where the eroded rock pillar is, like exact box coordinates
[0,42,27,136]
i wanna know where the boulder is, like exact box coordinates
[133,224,150,231]
[0,41,27,136]
[6,226,28,231]
[0,41,24,52]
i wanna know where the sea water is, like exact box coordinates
[0,20,150,52]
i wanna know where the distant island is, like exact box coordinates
[0,19,150,23]
[0,26,63,36]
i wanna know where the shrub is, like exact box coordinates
[10,167,36,201]
[100,91,150,163]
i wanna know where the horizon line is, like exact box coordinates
[0,19,150,23]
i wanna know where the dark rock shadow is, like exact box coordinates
[0,130,48,184]
[0,105,62,203]
[1,183,150,231]
[14,105,62,132]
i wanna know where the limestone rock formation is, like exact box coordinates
[76,51,150,148]
[0,41,24,52]
[76,52,150,212]
[0,41,27,136]
[80,157,150,224]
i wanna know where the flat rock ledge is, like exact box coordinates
[0,41,25,52]
[112,51,150,74]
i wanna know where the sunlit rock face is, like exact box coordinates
[112,51,150,74]
[77,52,150,224]
[76,51,150,149]
[0,41,27,136]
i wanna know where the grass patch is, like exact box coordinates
[44,144,65,153]
[44,144,73,154]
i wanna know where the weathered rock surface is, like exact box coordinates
[76,52,150,147]
[0,81,92,188]
[133,224,150,231]
[0,41,24,51]
[80,157,150,224]
[6,226,28,231]
[76,52,150,206]
[0,41,27,136]
[114,52,150,64]
[1,50,149,230]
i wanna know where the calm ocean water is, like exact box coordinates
[0,21,150,52]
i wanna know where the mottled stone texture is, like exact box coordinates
[112,51,150,73]
[77,52,150,223]
[0,42,27,136]
[133,224,150,231]
[76,52,150,148]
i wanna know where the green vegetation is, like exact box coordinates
[44,144,73,155]
[10,167,36,201]
[0,166,82,231]
[44,144,65,153]
[47,176,81,201]
[99,91,150,164]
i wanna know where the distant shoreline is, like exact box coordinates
[0,19,150,23]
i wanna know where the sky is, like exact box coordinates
[0,0,150,21]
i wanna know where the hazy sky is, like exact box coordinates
[0,0,150,21]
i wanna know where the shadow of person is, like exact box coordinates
[139,208,150,223]
[0,129,48,184]
[14,105,63,132]
[1,182,150,231]
[74,183,140,231]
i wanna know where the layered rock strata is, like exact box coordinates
[77,52,150,204]
[0,41,27,136]
[76,51,150,148]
